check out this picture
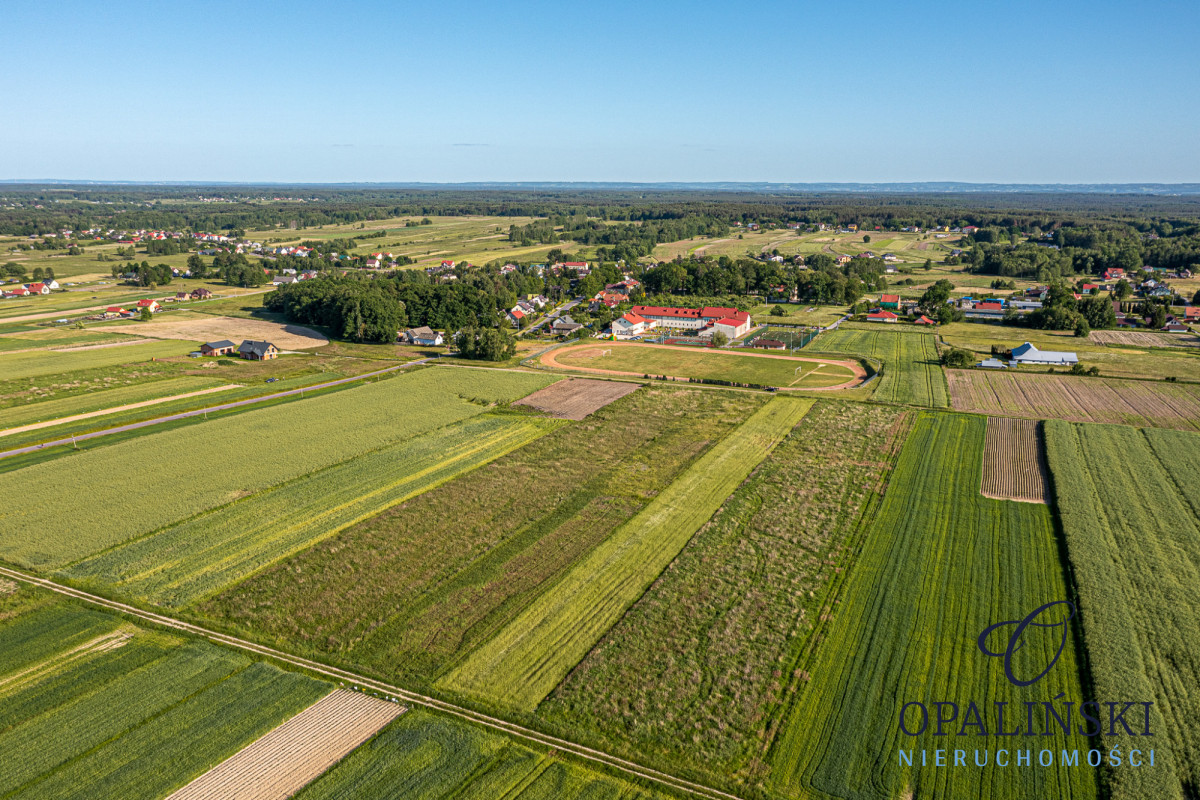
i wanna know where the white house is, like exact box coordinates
[399,326,444,346]
[1010,342,1078,366]
[612,312,653,338]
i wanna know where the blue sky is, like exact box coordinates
[2,0,1198,182]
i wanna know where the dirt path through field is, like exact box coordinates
[540,342,866,391]
[0,384,241,438]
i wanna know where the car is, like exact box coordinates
[265,377,278,383]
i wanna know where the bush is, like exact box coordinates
[940,347,975,368]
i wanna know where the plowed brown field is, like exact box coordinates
[165,689,403,800]
[512,377,639,419]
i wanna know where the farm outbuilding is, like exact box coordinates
[1009,342,1078,366]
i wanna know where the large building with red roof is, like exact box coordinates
[630,305,752,337]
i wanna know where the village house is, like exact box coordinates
[238,340,278,360]
[753,338,787,350]
[190,288,213,300]
[507,307,527,327]
[867,310,899,323]
[200,339,237,356]
[1102,267,1125,281]
[879,294,900,310]
[26,282,51,295]
[136,299,161,313]
[550,315,583,335]
[1009,342,1078,366]
[612,312,653,339]
[398,326,444,346]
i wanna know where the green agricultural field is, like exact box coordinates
[0,367,555,569]
[200,387,766,689]
[768,414,1097,800]
[0,339,198,380]
[0,375,232,433]
[540,401,910,788]
[0,329,140,352]
[810,325,949,406]
[550,342,859,388]
[1046,421,1200,800]
[65,413,558,607]
[294,709,676,800]
[0,590,330,800]
[440,397,813,713]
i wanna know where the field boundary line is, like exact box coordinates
[0,566,746,800]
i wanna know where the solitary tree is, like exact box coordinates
[711,331,729,347]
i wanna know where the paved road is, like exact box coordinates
[0,360,422,460]
[518,299,579,336]
[0,565,742,800]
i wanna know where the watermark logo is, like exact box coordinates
[977,600,1076,687]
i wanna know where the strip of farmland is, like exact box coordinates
[538,400,911,788]
[512,377,640,419]
[166,690,403,800]
[947,368,1200,431]
[980,416,1049,502]
[0,367,555,569]
[1046,421,1200,799]
[294,708,677,799]
[200,387,765,690]
[768,413,1097,800]
[809,327,949,407]
[63,414,556,607]
[439,396,814,713]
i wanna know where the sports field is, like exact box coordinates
[543,342,864,389]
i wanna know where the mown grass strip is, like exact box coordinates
[439,397,813,713]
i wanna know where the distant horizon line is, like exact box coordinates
[4,180,1200,195]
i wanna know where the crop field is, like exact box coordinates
[294,709,674,800]
[938,321,1200,381]
[980,417,1048,503]
[809,326,949,406]
[544,342,863,389]
[1088,329,1200,349]
[511,377,640,419]
[245,215,580,269]
[0,338,199,380]
[0,375,236,435]
[1046,421,1200,799]
[947,369,1200,431]
[64,413,557,607]
[201,387,766,689]
[540,401,911,787]
[0,590,331,800]
[167,690,403,800]
[768,413,1096,800]
[0,328,141,352]
[440,397,813,712]
[0,367,555,569]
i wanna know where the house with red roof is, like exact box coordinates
[612,312,653,338]
[26,283,50,295]
[136,299,161,313]
[1102,268,1125,281]
[1185,306,1200,321]
[867,310,899,323]
[506,307,527,327]
[879,294,900,309]
[915,315,936,325]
